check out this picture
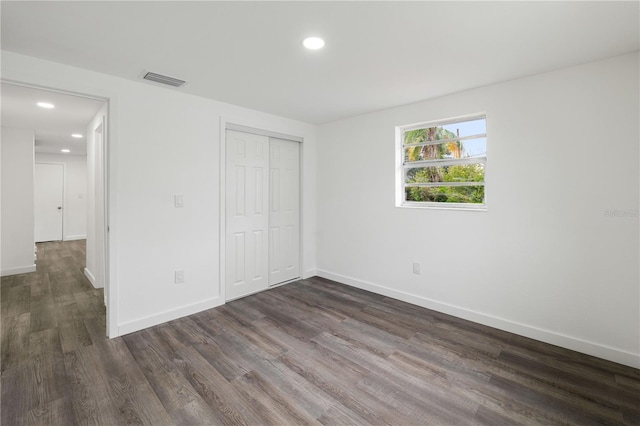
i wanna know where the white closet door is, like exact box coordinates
[269,138,300,285]
[35,163,64,242]
[225,130,270,300]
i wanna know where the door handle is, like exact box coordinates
[57,206,62,210]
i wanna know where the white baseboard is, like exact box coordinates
[64,235,87,241]
[117,297,224,336]
[84,267,101,289]
[316,269,640,369]
[303,269,318,279]
[1,264,36,277]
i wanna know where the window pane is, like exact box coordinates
[405,186,485,204]
[404,137,486,161]
[442,118,486,138]
[403,127,451,145]
[406,163,485,184]
[403,118,485,146]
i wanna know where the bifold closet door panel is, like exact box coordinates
[225,130,270,300]
[268,138,300,286]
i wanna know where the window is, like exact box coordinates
[397,115,487,209]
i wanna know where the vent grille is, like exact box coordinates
[142,72,186,87]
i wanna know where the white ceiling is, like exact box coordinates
[1,1,638,124]
[1,83,105,155]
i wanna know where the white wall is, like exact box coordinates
[84,106,107,290]
[1,50,317,336]
[1,127,36,276]
[35,152,88,241]
[317,53,640,368]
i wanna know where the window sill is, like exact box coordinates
[398,202,487,212]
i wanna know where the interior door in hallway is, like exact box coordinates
[35,163,64,242]
[225,130,270,300]
[269,138,300,285]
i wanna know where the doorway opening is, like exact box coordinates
[0,80,112,336]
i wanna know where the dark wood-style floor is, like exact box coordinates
[2,241,639,425]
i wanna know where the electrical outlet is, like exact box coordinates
[174,270,184,284]
[412,262,421,275]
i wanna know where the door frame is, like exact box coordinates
[92,118,108,308]
[219,116,304,302]
[1,79,117,338]
[34,161,65,242]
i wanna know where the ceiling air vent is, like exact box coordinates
[142,71,186,87]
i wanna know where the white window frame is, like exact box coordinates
[395,114,487,211]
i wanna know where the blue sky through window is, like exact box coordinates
[442,118,486,158]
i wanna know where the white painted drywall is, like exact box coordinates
[317,52,640,368]
[1,50,317,336]
[35,153,88,241]
[84,106,107,290]
[1,127,36,276]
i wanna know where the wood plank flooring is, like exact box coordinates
[2,240,639,425]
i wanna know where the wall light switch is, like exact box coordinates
[412,262,421,275]
[174,194,184,208]
[174,270,184,284]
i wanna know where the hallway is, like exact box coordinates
[1,240,106,424]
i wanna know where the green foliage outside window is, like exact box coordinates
[406,184,484,204]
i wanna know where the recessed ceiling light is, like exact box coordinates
[61,149,70,153]
[37,102,55,109]
[303,36,325,50]
[71,134,83,138]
